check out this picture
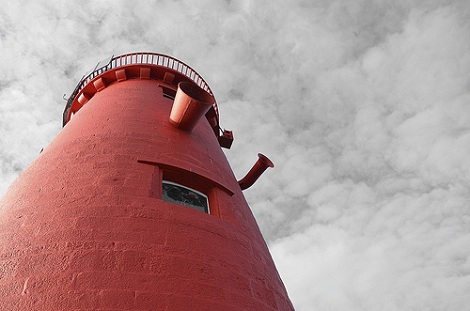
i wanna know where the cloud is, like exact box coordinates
[265,3,470,310]
[1,0,470,310]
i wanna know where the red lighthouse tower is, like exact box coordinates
[0,52,294,310]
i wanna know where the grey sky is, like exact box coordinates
[1,1,470,310]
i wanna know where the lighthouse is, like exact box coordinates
[0,52,294,310]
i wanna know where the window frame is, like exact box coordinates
[161,180,210,214]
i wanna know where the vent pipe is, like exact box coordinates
[169,82,215,132]
[238,153,274,190]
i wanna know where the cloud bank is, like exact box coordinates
[1,0,470,310]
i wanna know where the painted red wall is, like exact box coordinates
[0,64,294,310]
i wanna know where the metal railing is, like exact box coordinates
[64,52,216,126]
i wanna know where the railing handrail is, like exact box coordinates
[64,52,217,126]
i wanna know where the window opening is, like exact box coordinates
[162,181,209,213]
[161,86,176,100]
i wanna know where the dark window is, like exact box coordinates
[161,86,176,100]
[162,181,209,213]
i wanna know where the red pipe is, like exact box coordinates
[238,153,274,190]
[169,82,214,132]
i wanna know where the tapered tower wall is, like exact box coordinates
[0,53,294,310]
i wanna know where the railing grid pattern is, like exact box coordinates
[69,52,213,103]
[64,52,218,126]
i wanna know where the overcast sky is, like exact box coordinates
[1,0,470,310]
